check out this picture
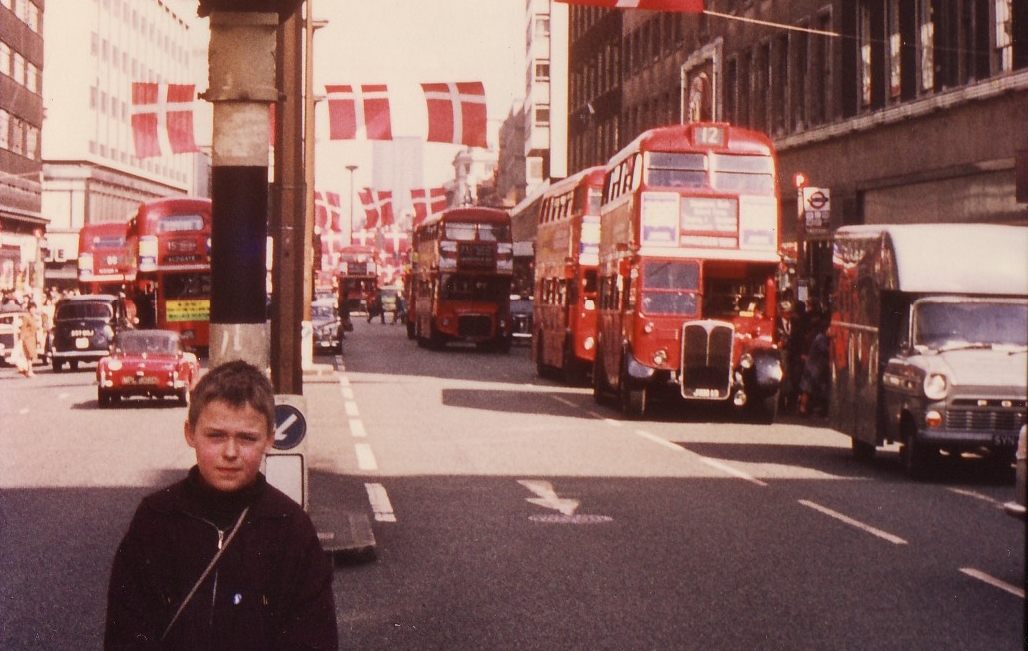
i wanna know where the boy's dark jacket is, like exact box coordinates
[104,469,337,651]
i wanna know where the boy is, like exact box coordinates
[104,361,338,650]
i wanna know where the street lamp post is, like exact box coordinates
[345,164,358,244]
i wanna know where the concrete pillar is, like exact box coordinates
[202,12,279,370]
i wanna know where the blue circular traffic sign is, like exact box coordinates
[273,404,307,450]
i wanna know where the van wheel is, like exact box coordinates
[69,360,79,371]
[901,423,933,479]
[52,358,62,373]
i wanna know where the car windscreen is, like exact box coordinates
[56,302,114,321]
[115,333,179,356]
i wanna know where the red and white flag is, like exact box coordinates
[377,228,409,255]
[130,83,199,158]
[554,0,703,11]
[351,230,375,246]
[410,187,448,228]
[358,190,394,229]
[421,81,487,148]
[314,191,343,233]
[325,84,393,141]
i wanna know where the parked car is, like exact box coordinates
[0,311,47,367]
[96,330,200,407]
[509,294,533,344]
[1005,425,1027,521]
[311,298,342,353]
[51,294,133,372]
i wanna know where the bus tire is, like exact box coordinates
[406,319,416,340]
[851,438,876,462]
[619,362,646,419]
[749,393,778,424]
[592,354,612,406]
[564,337,585,386]
[52,358,62,373]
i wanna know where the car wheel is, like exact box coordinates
[69,360,79,371]
[98,390,110,409]
[52,357,62,373]
[178,387,189,407]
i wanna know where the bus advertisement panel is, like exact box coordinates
[408,207,514,351]
[533,165,605,384]
[128,197,212,351]
[77,220,136,295]
[593,122,783,421]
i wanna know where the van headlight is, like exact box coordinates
[923,373,948,401]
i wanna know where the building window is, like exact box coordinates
[888,0,902,98]
[859,4,873,106]
[0,42,10,77]
[920,0,934,90]
[0,110,9,150]
[996,0,1013,71]
[535,61,550,81]
[535,105,550,125]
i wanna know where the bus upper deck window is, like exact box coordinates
[446,224,476,241]
[646,152,707,189]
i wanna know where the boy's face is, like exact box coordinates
[184,399,272,493]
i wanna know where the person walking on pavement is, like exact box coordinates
[17,302,41,377]
[104,361,339,651]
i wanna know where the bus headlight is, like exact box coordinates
[739,353,754,370]
[643,321,655,334]
[583,336,595,351]
[652,350,668,366]
[923,373,948,401]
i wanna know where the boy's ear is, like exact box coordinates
[184,420,198,449]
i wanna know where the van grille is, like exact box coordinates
[945,400,1027,432]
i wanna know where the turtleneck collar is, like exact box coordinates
[185,466,267,530]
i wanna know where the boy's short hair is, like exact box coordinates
[187,360,275,433]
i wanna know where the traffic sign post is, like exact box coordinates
[265,394,309,510]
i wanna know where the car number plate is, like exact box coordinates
[123,376,158,386]
[992,432,1018,447]
[75,337,89,349]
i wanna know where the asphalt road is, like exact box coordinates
[0,317,1023,650]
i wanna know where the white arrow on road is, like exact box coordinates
[518,480,580,516]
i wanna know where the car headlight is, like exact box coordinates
[107,359,123,371]
[923,373,948,401]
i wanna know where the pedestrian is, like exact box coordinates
[17,302,41,377]
[104,360,338,651]
[798,313,830,417]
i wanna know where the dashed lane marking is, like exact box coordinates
[365,482,397,522]
[959,568,1025,599]
[349,419,366,438]
[355,443,377,471]
[344,400,359,417]
[799,499,908,545]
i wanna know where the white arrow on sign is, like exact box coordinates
[518,480,580,516]
[275,413,298,442]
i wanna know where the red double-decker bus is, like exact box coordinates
[336,244,378,314]
[533,165,605,384]
[128,197,212,351]
[593,122,783,421]
[408,207,514,351]
[77,220,136,295]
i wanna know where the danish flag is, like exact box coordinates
[358,190,394,229]
[377,228,409,255]
[313,191,343,233]
[554,0,704,11]
[421,82,487,148]
[325,84,393,141]
[410,187,448,228]
[130,83,199,158]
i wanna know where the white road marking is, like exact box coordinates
[799,500,908,545]
[365,482,397,522]
[519,479,580,516]
[633,429,768,486]
[947,487,1003,508]
[349,419,366,438]
[551,396,578,409]
[340,386,354,400]
[344,400,359,417]
[354,443,377,471]
[19,407,29,415]
[959,568,1025,599]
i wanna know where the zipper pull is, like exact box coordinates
[217,528,225,550]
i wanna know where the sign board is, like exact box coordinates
[267,395,309,511]
[801,187,831,235]
[273,402,307,450]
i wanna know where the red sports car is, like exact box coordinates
[96,330,200,408]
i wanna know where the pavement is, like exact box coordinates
[295,360,377,564]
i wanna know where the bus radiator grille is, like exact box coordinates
[458,315,493,338]
[680,323,733,399]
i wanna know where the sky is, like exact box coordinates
[308,1,525,195]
